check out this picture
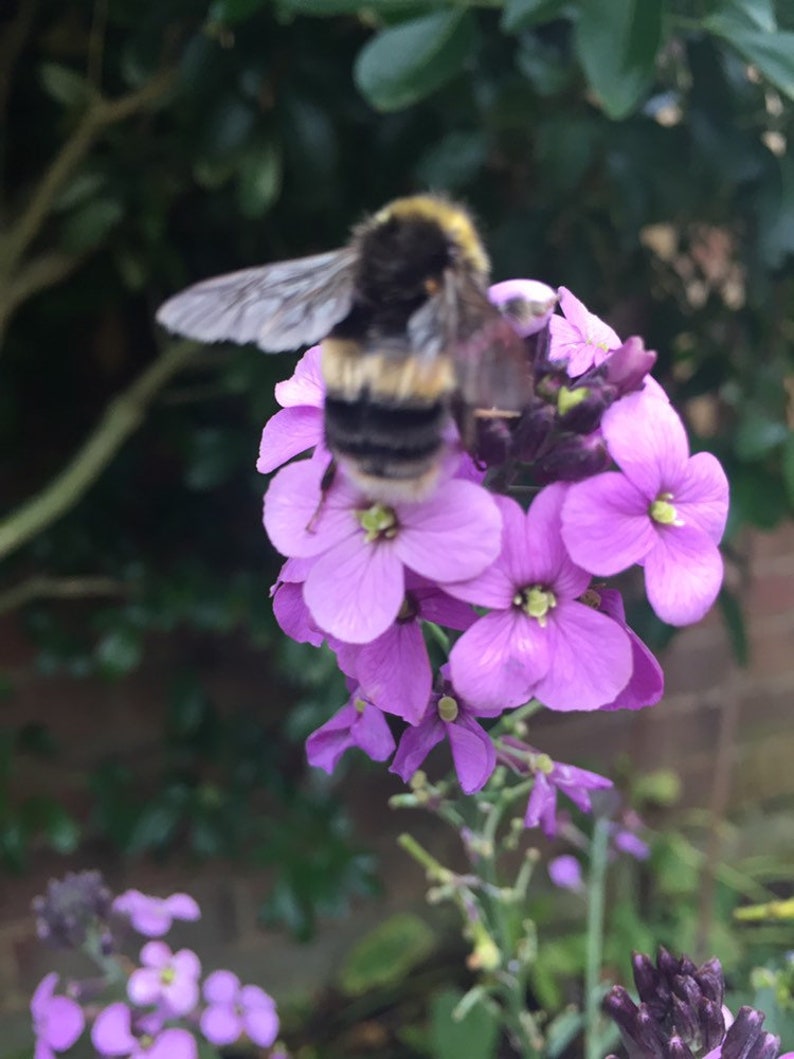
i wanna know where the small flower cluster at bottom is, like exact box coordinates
[30,872,281,1059]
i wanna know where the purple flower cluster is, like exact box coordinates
[259,281,729,815]
[31,879,281,1059]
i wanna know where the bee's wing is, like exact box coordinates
[408,270,533,412]
[156,247,358,351]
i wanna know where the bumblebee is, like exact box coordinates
[157,195,534,501]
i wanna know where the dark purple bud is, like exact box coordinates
[556,382,614,434]
[532,431,609,484]
[671,974,700,1005]
[679,956,698,977]
[633,951,661,1004]
[513,404,556,463]
[633,1006,668,1059]
[721,1007,766,1059]
[603,985,641,1032]
[698,998,726,1052]
[755,1033,783,1059]
[658,947,681,980]
[32,870,114,952]
[472,415,516,467]
[694,958,725,1007]
[671,994,699,1044]
[666,1035,697,1059]
[602,336,657,395]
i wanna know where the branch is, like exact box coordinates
[0,250,82,338]
[0,574,127,616]
[0,67,175,275]
[0,340,197,562]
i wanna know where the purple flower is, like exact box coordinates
[127,942,201,1016]
[548,855,584,892]
[333,577,475,723]
[523,751,613,835]
[33,870,113,952]
[200,970,279,1048]
[271,558,324,647]
[257,345,324,473]
[561,391,729,626]
[92,1003,196,1059]
[548,287,621,376]
[112,890,200,938]
[31,973,84,1058]
[587,588,664,710]
[306,686,395,773]
[263,457,501,644]
[390,673,497,794]
[447,485,633,712]
[488,279,558,336]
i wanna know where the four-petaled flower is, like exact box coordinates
[548,286,620,376]
[92,1003,196,1059]
[561,391,729,625]
[31,972,84,1059]
[522,749,613,836]
[127,942,201,1017]
[447,485,633,712]
[113,890,200,938]
[200,970,279,1048]
[264,456,501,644]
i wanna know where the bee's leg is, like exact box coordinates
[305,457,337,533]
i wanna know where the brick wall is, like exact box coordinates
[1,523,793,1049]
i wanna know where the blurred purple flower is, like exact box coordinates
[562,392,729,626]
[127,942,201,1016]
[92,1002,196,1059]
[33,870,113,952]
[522,750,613,836]
[489,279,558,336]
[390,673,497,794]
[200,970,279,1048]
[548,287,621,376]
[31,973,84,1058]
[263,457,501,644]
[548,855,584,892]
[113,890,200,938]
[447,485,633,712]
[333,577,475,723]
[306,686,395,773]
[257,344,324,473]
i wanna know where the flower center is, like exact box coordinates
[437,694,459,723]
[532,752,554,775]
[579,587,601,609]
[557,386,589,415]
[358,503,398,542]
[514,585,557,627]
[140,1035,154,1051]
[649,492,683,526]
[160,967,175,985]
[353,697,367,714]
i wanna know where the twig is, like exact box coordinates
[0,67,175,275]
[0,575,128,616]
[0,340,197,561]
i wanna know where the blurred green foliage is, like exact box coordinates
[0,0,793,933]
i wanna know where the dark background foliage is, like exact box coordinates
[1,0,793,944]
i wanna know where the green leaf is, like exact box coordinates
[60,198,124,253]
[127,800,181,854]
[705,0,777,36]
[44,804,81,854]
[95,626,143,678]
[237,141,282,218]
[354,10,477,112]
[501,0,568,34]
[711,27,794,100]
[574,0,665,119]
[430,988,500,1059]
[39,63,91,108]
[782,433,794,506]
[339,913,435,995]
[280,0,430,13]
[734,405,789,460]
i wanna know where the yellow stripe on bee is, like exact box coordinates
[374,195,490,277]
[321,338,456,403]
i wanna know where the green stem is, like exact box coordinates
[584,816,610,1059]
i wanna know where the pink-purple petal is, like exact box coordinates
[140,940,171,969]
[257,406,324,473]
[644,525,724,626]
[172,948,201,979]
[414,586,476,631]
[43,997,84,1050]
[303,534,404,643]
[306,703,361,773]
[395,479,501,583]
[273,581,324,646]
[525,773,557,834]
[148,1029,198,1059]
[522,485,590,597]
[163,893,200,922]
[91,1003,136,1055]
[34,1040,55,1059]
[603,625,665,710]
[562,472,655,576]
[201,1005,240,1046]
[31,974,57,1019]
[447,715,496,794]
[675,451,730,543]
[166,975,199,1017]
[449,610,548,713]
[243,1004,280,1047]
[601,391,689,494]
[203,970,240,1005]
[127,967,160,1007]
[390,715,445,782]
[533,602,633,711]
[354,622,431,723]
[349,702,396,762]
[263,459,359,559]
[274,345,324,407]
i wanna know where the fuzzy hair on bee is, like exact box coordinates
[156,194,534,501]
